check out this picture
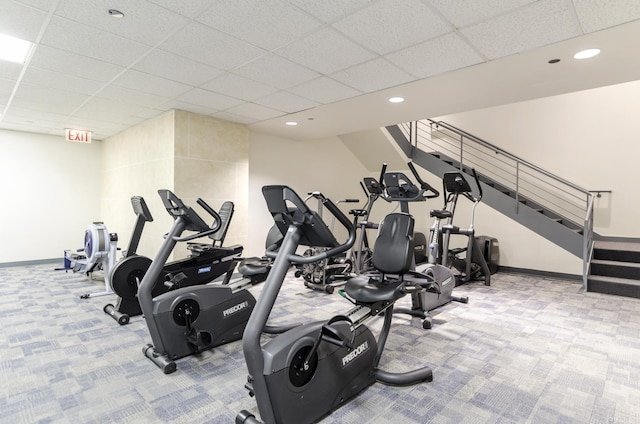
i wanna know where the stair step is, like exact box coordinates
[593,245,640,263]
[590,259,640,279]
[587,275,640,299]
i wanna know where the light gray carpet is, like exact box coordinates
[1,264,639,423]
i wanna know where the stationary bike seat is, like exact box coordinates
[344,275,405,304]
[237,258,270,276]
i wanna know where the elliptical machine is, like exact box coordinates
[103,196,242,325]
[138,190,258,374]
[295,176,386,290]
[438,169,492,286]
[295,196,359,293]
[237,186,435,424]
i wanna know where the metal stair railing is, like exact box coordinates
[398,119,600,288]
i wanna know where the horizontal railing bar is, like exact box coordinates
[428,120,592,197]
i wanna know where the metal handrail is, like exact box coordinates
[398,119,604,286]
[429,120,591,196]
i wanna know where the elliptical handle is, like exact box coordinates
[407,162,440,199]
[471,168,483,201]
[196,198,222,233]
[378,163,387,190]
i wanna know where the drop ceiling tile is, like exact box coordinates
[15,83,90,106]
[4,106,68,124]
[159,22,267,71]
[333,0,451,55]
[145,0,213,19]
[573,0,640,33]
[288,77,362,104]
[286,0,375,23]
[10,97,79,115]
[64,115,125,128]
[157,100,218,117]
[29,45,125,82]
[177,88,243,111]
[386,32,484,78]
[233,54,320,90]
[22,67,104,96]
[224,102,284,121]
[39,16,150,67]
[330,58,414,93]
[195,0,323,50]
[74,97,161,123]
[2,110,62,127]
[11,0,52,12]
[275,27,376,74]
[201,74,279,101]
[52,0,190,46]
[461,0,582,60]
[0,0,48,41]
[96,85,170,109]
[253,90,319,113]
[132,49,223,86]
[0,121,57,133]
[427,0,537,28]
[0,77,14,95]
[112,69,192,98]
[211,110,259,125]
[0,61,22,80]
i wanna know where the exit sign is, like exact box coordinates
[65,129,92,143]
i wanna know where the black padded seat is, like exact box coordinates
[345,275,405,303]
[188,244,242,257]
[237,258,270,276]
[345,212,415,304]
[430,209,452,219]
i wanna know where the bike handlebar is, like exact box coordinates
[265,191,356,265]
[158,189,222,240]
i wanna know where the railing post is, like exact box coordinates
[409,121,414,145]
[459,134,464,170]
[515,162,520,214]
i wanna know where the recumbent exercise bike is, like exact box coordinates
[237,185,439,424]
[103,195,244,325]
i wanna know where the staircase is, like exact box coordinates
[588,239,640,298]
[383,120,639,300]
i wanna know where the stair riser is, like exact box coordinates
[587,279,640,299]
[593,249,640,263]
[590,263,640,279]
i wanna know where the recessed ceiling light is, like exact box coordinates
[0,33,33,64]
[108,9,125,18]
[573,48,600,60]
[388,96,405,103]
[285,121,298,126]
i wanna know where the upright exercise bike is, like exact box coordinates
[138,190,258,374]
[237,185,435,424]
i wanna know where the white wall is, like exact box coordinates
[0,129,102,264]
[248,132,382,257]
[437,79,640,239]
